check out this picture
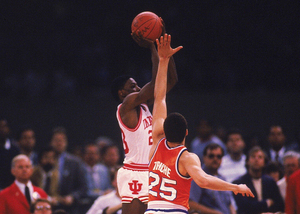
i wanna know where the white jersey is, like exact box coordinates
[116,103,152,166]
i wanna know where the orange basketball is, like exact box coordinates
[131,11,163,42]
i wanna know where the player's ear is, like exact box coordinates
[118,89,123,99]
[186,129,188,136]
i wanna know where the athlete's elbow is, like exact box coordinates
[195,176,210,188]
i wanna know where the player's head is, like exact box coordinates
[111,75,140,102]
[164,112,188,143]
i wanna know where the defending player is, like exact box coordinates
[146,34,254,213]
[110,28,178,213]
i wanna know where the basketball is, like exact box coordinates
[131,11,163,42]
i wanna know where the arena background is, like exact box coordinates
[1,1,300,152]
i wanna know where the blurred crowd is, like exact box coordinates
[1,117,300,214]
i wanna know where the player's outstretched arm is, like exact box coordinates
[131,27,177,106]
[181,151,254,198]
[123,33,159,109]
[149,34,182,160]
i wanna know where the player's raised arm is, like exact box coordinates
[180,151,255,197]
[149,34,182,160]
[128,22,178,108]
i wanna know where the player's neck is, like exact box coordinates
[167,141,183,148]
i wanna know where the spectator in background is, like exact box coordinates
[83,143,112,201]
[31,198,52,214]
[219,129,247,183]
[50,127,87,214]
[190,118,226,163]
[70,145,83,160]
[86,167,122,214]
[232,146,284,214]
[264,161,282,182]
[17,126,38,166]
[100,144,121,173]
[266,125,298,166]
[0,154,47,214]
[0,118,20,190]
[189,143,236,214]
[215,125,228,144]
[277,151,300,201]
[31,147,59,201]
[95,136,114,162]
[285,168,300,214]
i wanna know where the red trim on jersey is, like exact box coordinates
[139,195,149,202]
[121,195,148,203]
[117,104,144,132]
[123,163,149,171]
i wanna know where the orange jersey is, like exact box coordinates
[148,138,192,210]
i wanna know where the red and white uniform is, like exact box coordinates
[146,138,192,213]
[116,103,153,203]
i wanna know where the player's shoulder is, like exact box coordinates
[122,92,140,105]
[180,150,200,163]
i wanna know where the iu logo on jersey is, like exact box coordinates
[128,180,142,194]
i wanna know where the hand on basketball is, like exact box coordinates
[160,17,166,36]
[131,30,154,48]
[233,184,255,198]
[156,34,183,59]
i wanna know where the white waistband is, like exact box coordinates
[147,201,187,211]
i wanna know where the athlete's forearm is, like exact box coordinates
[150,43,159,82]
[166,56,178,92]
[200,173,238,192]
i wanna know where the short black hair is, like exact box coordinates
[52,126,67,136]
[111,75,131,102]
[203,143,224,156]
[265,161,281,174]
[225,128,243,144]
[164,112,188,143]
[38,146,56,163]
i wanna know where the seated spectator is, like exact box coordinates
[0,154,47,214]
[219,129,247,182]
[101,144,122,172]
[277,151,300,201]
[233,146,284,214]
[0,118,20,190]
[31,147,60,201]
[189,143,236,214]
[95,136,116,162]
[84,143,112,196]
[265,125,298,168]
[50,126,87,214]
[265,161,283,182]
[17,126,39,166]
[190,118,226,163]
[285,169,300,214]
[31,198,52,214]
[86,167,122,214]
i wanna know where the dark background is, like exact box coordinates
[1,1,300,151]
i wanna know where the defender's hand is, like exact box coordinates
[233,184,255,197]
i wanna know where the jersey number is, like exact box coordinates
[149,172,177,201]
[121,129,153,154]
[121,129,129,154]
